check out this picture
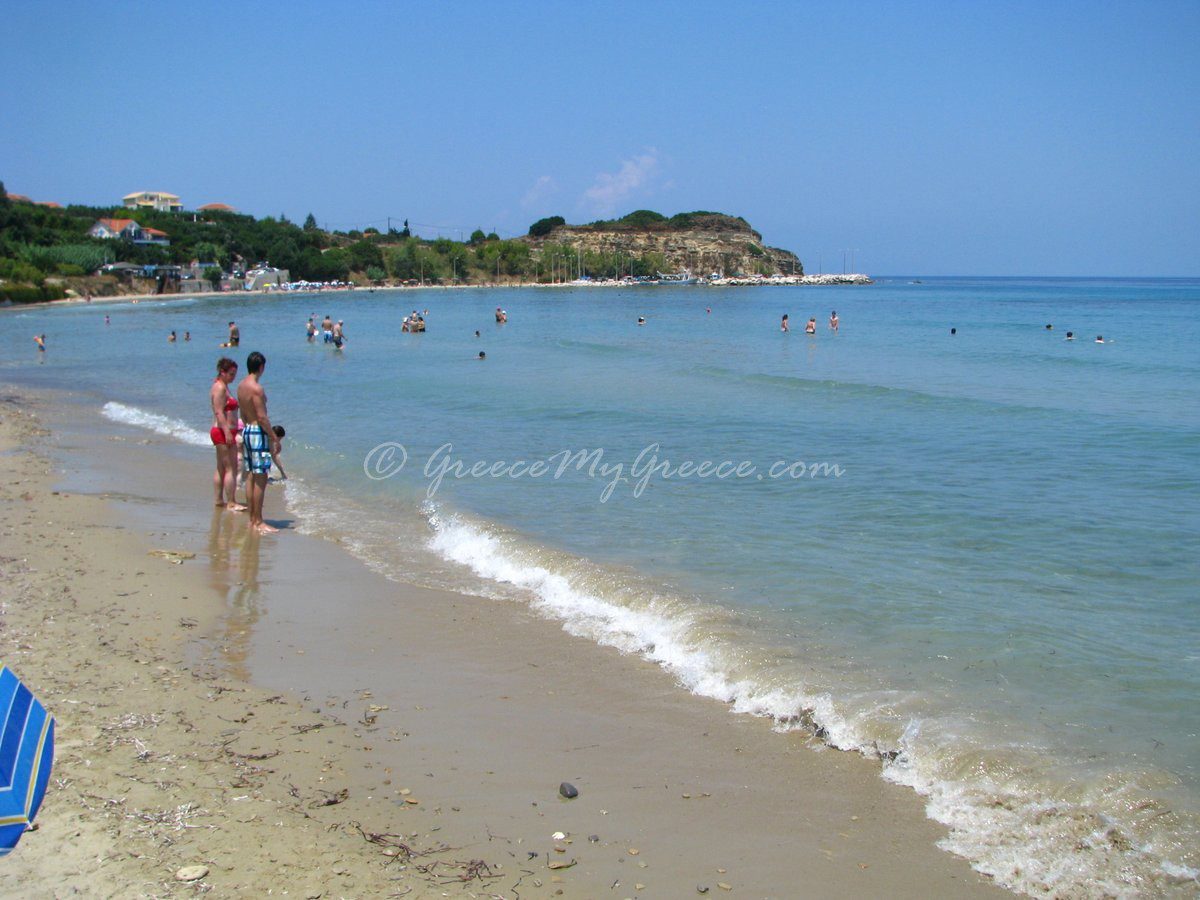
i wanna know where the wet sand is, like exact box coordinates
[0,388,1008,897]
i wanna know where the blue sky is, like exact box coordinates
[3,1,1198,275]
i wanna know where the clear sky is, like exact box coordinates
[3,1,1198,275]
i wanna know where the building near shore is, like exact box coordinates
[122,191,182,213]
[197,202,236,213]
[88,217,171,246]
[244,266,289,290]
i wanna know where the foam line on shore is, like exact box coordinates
[101,401,210,446]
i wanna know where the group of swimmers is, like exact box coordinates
[781,311,839,333]
[306,315,347,348]
[1046,324,1110,343]
[167,330,192,343]
[948,323,1112,342]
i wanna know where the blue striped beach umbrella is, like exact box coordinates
[0,665,54,855]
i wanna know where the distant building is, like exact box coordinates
[122,191,182,213]
[34,201,62,208]
[7,193,31,203]
[244,266,289,290]
[88,217,171,246]
[197,202,236,213]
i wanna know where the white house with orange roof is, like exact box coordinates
[122,191,182,212]
[88,217,170,246]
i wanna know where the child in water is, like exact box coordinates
[269,425,288,481]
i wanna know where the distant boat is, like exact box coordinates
[654,272,698,285]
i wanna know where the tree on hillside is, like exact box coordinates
[529,215,565,237]
[303,213,318,231]
[469,229,486,245]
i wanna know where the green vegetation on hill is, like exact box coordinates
[0,182,793,301]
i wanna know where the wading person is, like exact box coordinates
[210,357,244,511]
[237,351,281,533]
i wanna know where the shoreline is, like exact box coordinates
[0,385,1007,897]
[24,273,874,310]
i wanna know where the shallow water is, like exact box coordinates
[4,277,1198,895]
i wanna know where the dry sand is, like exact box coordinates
[0,390,1009,898]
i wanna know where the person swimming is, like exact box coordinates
[638,316,646,326]
[829,310,839,332]
[805,318,816,334]
[950,327,957,335]
[781,314,789,332]
[1095,335,1105,343]
[168,331,176,343]
[33,334,46,352]
[1066,332,1074,340]
[478,351,486,360]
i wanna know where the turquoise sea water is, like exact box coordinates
[4,277,1198,895]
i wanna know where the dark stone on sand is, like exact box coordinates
[559,781,579,799]
[588,834,600,843]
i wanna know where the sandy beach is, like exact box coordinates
[0,387,1007,897]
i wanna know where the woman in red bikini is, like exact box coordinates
[210,357,245,510]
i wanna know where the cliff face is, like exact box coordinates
[524,213,802,277]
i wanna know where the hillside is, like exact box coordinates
[524,211,803,278]
[0,183,806,301]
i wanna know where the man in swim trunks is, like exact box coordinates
[237,351,281,534]
[228,321,240,347]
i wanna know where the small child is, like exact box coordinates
[270,425,288,481]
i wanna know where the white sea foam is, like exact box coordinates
[425,509,892,754]
[421,508,1200,898]
[101,401,210,447]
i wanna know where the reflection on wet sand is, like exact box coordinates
[207,508,264,681]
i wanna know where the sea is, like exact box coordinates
[3,276,1198,896]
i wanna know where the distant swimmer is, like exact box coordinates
[1065,332,1074,340]
[475,330,481,338]
[227,321,240,347]
[830,310,839,332]
[781,314,789,332]
[950,327,957,335]
[638,316,646,326]
[805,318,816,334]
[104,315,110,326]
[1046,324,1053,330]
[168,330,176,343]
[706,307,711,314]
[33,334,45,352]
[306,318,317,342]
[332,320,347,349]
[478,351,486,360]
[1095,335,1105,343]
[495,307,507,323]
[184,331,191,342]
[321,315,334,343]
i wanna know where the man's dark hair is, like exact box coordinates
[246,351,266,374]
[272,425,285,438]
